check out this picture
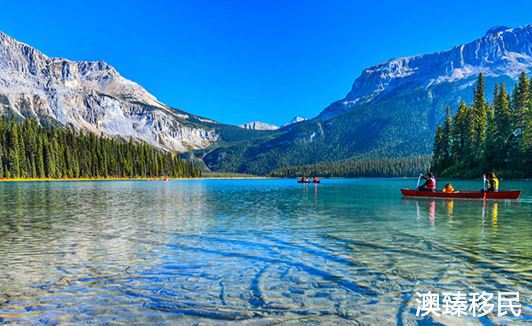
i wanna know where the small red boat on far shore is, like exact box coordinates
[298,180,321,184]
[401,189,521,200]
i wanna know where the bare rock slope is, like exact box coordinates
[0,31,218,152]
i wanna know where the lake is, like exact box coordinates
[0,178,531,325]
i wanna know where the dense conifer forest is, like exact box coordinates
[431,72,532,178]
[0,116,201,179]
[268,155,431,178]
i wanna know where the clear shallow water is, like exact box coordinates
[0,178,531,325]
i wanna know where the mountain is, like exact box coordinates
[3,25,532,176]
[282,117,308,127]
[239,121,279,130]
[238,117,310,130]
[0,31,268,152]
[317,25,532,120]
[202,24,532,175]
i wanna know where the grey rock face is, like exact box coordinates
[239,121,279,130]
[282,117,308,127]
[317,25,532,120]
[0,31,218,152]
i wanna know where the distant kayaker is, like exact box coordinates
[313,177,318,183]
[417,172,436,192]
[443,183,454,193]
[301,177,305,182]
[485,172,499,192]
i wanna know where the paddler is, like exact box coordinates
[486,172,499,192]
[313,177,318,183]
[417,172,436,192]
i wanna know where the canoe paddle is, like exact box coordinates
[483,174,487,200]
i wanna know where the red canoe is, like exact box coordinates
[297,181,321,184]
[401,189,521,200]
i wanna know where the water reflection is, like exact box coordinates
[301,182,319,206]
[402,197,521,235]
[0,179,531,325]
[492,203,498,238]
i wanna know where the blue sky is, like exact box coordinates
[1,1,532,126]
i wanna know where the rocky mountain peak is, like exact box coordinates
[317,24,532,120]
[0,31,219,152]
[239,121,279,130]
[486,26,510,35]
[282,117,308,127]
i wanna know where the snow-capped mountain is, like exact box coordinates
[317,25,532,120]
[239,121,279,130]
[0,31,218,152]
[238,117,309,131]
[202,24,532,175]
[282,117,308,127]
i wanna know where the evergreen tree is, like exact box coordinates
[513,72,530,131]
[0,144,4,177]
[493,83,512,168]
[441,105,453,170]
[6,118,20,178]
[469,73,488,164]
[431,125,444,173]
[44,140,55,178]
[451,101,469,163]
[521,81,532,173]
[483,99,497,171]
[36,137,45,178]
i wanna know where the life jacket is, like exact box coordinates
[426,177,436,190]
[443,186,454,193]
[490,178,499,191]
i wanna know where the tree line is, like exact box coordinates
[0,115,201,179]
[268,155,431,178]
[432,72,532,177]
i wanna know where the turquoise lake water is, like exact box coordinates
[0,178,531,325]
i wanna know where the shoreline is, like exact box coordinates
[0,176,529,182]
[0,176,275,182]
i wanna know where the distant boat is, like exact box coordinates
[400,189,521,200]
[298,180,321,184]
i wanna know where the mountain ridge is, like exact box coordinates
[0,30,224,152]
[316,24,532,120]
[239,121,279,130]
[202,24,532,175]
[3,25,532,176]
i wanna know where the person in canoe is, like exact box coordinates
[313,177,318,183]
[417,172,436,192]
[484,172,499,192]
[442,183,455,193]
[301,177,305,182]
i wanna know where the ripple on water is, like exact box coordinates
[1,179,532,324]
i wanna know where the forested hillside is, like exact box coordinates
[268,155,431,178]
[431,72,532,177]
[202,82,458,175]
[201,26,532,176]
[0,116,201,179]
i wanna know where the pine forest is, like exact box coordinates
[431,72,532,178]
[268,156,431,178]
[0,116,201,179]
